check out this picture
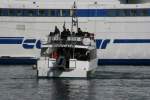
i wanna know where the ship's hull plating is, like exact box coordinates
[0,0,150,65]
[1,17,150,65]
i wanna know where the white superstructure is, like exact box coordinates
[37,34,97,78]
[0,0,150,65]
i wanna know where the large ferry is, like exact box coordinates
[0,0,150,65]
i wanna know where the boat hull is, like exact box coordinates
[37,58,97,78]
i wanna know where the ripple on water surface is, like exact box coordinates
[0,65,150,100]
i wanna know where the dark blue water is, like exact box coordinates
[0,65,150,100]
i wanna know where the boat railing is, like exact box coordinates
[46,32,94,46]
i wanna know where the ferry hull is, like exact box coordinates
[0,1,150,65]
[0,57,37,65]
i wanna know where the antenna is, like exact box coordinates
[71,1,78,34]
[71,2,78,59]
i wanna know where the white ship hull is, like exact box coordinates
[0,0,150,65]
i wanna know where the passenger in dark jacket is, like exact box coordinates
[54,26,60,35]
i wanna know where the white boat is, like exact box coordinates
[37,38,97,78]
[0,0,150,65]
[37,8,97,78]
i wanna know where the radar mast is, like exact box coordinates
[71,1,78,34]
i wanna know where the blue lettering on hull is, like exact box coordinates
[96,39,150,49]
[0,37,41,49]
[0,38,150,50]
[96,39,110,49]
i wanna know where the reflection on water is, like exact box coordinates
[37,79,92,100]
[0,65,150,100]
[37,79,150,100]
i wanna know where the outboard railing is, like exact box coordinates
[46,32,94,46]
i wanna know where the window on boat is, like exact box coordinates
[49,9,60,17]
[56,48,95,61]
[106,9,150,17]
[130,9,137,16]
[49,9,55,16]
[0,8,150,17]
[148,9,150,16]
[77,9,89,17]
[74,48,90,61]
[88,9,95,17]
[97,9,107,17]
[61,9,70,17]
[124,9,130,16]
[135,9,142,16]
[74,48,96,61]
[0,9,2,16]
[107,9,116,17]
[141,9,147,16]
[8,9,15,16]
[118,9,126,16]
[74,48,88,60]
[55,9,60,16]
[16,9,23,16]
[142,9,149,16]
[24,9,37,16]
[1,9,8,16]
[106,9,125,17]
[38,9,48,16]
[47,9,51,16]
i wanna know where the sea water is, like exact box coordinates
[0,65,150,100]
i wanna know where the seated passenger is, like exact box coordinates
[76,28,83,37]
[84,32,90,38]
[61,28,67,40]
[78,28,82,34]
[49,32,54,36]
[66,29,71,36]
[87,32,90,37]
[54,26,60,35]
[72,32,75,36]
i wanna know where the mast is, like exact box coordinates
[71,1,78,34]
[71,2,78,59]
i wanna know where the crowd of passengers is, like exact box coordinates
[49,26,94,40]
